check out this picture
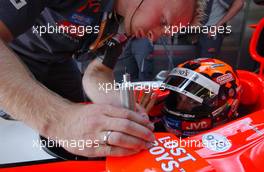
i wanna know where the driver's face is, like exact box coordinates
[175,94,201,112]
[125,0,195,42]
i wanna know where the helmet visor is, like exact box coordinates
[163,68,220,104]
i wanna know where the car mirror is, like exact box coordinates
[250,18,264,76]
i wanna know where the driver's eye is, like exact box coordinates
[190,101,197,105]
[189,98,199,105]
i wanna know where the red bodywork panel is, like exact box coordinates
[2,105,264,172]
[186,109,264,172]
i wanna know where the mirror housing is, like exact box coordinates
[250,18,264,77]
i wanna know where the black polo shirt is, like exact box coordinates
[0,0,118,66]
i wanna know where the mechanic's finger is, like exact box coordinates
[106,118,155,142]
[141,91,153,107]
[135,103,147,114]
[139,88,149,104]
[135,90,140,103]
[103,105,153,129]
[146,93,158,113]
[101,131,152,150]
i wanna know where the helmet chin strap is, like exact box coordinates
[129,0,145,35]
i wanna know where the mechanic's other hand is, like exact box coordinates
[53,104,155,157]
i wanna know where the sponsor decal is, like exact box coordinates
[242,121,264,136]
[104,33,128,48]
[212,104,226,117]
[182,130,201,137]
[216,73,234,85]
[195,58,216,63]
[164,116,182,129]
[69,13,94,26]
[164,108,196,119]
[193,74,199,81]
[231,99,239,113]
[211,63,225,68]
[171,68,190,77]
[9,0,27,10]
[182,119,212,131]
[149,136,196,172]
[202,133,232,152]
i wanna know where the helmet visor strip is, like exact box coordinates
[164,68,220,104]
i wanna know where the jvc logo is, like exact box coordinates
[10,0,27,10]
[183,120,211,130]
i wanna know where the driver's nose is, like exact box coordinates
[176,95,191,111]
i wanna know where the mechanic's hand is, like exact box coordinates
[53,103,155,157]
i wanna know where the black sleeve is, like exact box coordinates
[0,0,46,38]
[97,34,128,69]
[101,39,125,69]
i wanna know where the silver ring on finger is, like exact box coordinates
[103,131,112,145]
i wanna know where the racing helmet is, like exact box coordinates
[162,58,241,137]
